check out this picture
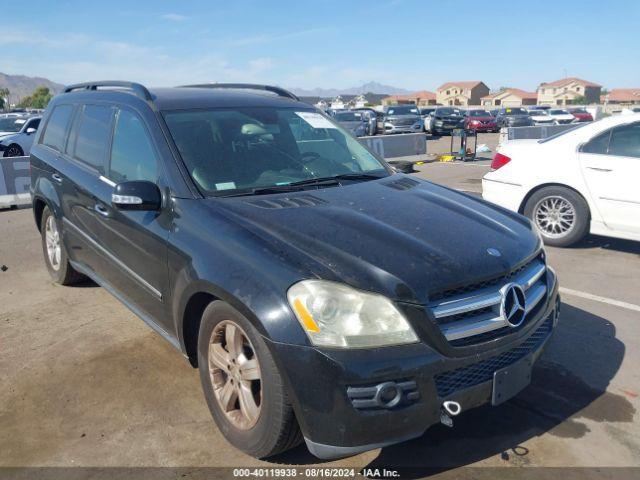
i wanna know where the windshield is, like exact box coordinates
[420,109,435,115]
[386,106,418,115]
[334,112,363,122]
[164,107,389,196]
[538,123,587,143]
[529,110,548,116]
[0,117,25,132]
[469,110,491,117]
[435,108,462,116]
[549,109,570,115]
[570,109,587,114]
[502,108,527,116]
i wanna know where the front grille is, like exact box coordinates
[434,315,553,397]
[428,254,548,345]
[390,118,415,126]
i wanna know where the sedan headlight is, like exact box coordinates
[287,280,418,348]
[434,120,443,126]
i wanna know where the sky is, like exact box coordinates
[1,0,639,92]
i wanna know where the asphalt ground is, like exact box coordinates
[1,152,638,479]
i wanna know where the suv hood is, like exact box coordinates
[208,176,539,305]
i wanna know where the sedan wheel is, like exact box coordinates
[208,320,262,430]
[533,196,576,238]
[4,144,24,157]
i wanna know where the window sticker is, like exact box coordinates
[215,182,236,190]
[295,112,336,129]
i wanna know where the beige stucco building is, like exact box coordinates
[537,77,601,106]
[481,88,537,107]
[436,81,490,106]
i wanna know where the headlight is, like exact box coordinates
[435,120,443,126]
[287,280,418,348]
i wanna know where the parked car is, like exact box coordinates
[351,108,377,136]
[527,109,556,126]
[463,109,498,132]
[494,107,534,128]
[419,107,436,132]
[0,115,42,157]
[483,114,640,246]
[567,107,593,123]
[0,115,30,138]
[547,109,577,125]
[377,105,422,134]
[332,110,369,137]
[31,81,559,460]
[430,107,465,135]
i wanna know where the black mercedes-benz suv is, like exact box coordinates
[30,81,559,460]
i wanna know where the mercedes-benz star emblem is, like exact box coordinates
[500,283,526,327]
[487,248,501,257]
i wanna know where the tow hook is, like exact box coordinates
[440,400,462,427]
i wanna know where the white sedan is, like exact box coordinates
[547,108,577,125]
[482,114,640,246]
[528,110,556,125]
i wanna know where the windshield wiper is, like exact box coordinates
[288,173,383,186]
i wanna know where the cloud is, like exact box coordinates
[161,13,188,22]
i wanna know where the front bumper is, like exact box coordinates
[384,123,423,134]
[269,271,559,459]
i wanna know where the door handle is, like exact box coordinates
[51,173,63,184]
[587,167,612,172]
[94,204,110,217]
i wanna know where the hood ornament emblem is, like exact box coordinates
[487,248,501,257]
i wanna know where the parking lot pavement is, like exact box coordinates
[1,160,639,475]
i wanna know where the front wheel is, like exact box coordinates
[3,144,24,157]
[523,186,590,247]
[197,301,302,458]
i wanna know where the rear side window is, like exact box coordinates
[109,109,158,183]
[71,105,114,172]
[581,130,611,154]
[608,123,640,158]
[41,105,73,151]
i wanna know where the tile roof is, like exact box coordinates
[437,81,485,91]
[383,90,436,101]
[606,88,640,102]
[538,77,601,88]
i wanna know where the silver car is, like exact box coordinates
[0,115,42,157]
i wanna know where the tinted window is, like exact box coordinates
[41,105,73,151]
[109,109,158,183]
[72,105,113,171]
[26,118,41,131]
[608,123,640,158]
[581,130,610,154]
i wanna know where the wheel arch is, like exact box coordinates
[518,182,591,222]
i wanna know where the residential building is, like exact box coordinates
[436,81,490,106]
[481,88,537,107]
[381,90,437,106]
[537,77,601,106]
[604,88,640,106]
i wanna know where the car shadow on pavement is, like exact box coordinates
[273,302,631,475]
[572,235,640,255]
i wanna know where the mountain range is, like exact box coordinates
[0,72,64,102]
[288,81,410,98]
[1,73,409,102]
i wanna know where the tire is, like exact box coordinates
[523,186,590,247]
[40,206,86,285]
[197,301,302,458]
[3,144,24,157]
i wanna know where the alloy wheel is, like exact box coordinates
[45,215,62,271]
[208,320,262,430]
[534,196,576,238]
[5,146,22,157]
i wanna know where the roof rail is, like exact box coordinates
[63,81,153,101]
[180,83,299,101]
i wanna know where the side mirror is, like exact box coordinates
[112,181,161,211]
[26,128,37,134]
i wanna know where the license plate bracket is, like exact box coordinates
[492,355,533,406]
